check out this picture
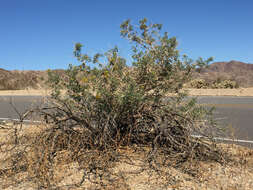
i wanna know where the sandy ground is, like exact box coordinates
[0,88,253,97]
[0,89,50,96]
[0,123,253,189]
[186,87,253,97]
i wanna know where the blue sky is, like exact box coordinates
[0,0,252,70]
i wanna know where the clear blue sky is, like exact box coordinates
[0,0,253,70]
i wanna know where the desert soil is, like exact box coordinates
[0,89,50,96]
[0,124,253,190]
[0,88,253,96]
[186,87,253,97]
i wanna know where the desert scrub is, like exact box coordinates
[188,78,208,89]
[187,78,239,89]
[211,79,238,89]
[0,18,226,189]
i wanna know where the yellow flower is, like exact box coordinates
[95,93,101,99]
[81,77,88,83]
[104,70,109,78]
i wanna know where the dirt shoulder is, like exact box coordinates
[0,89,50,96]
[1,88,253,97]
[186,87,253,97]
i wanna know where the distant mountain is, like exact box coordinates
[207,61,253,72]
[196,60,253,87]
[0,68,68,90]
[1,60,253,90]
[0,68,43,90]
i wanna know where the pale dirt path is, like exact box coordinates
[0,89,50,96]
[2,88,253,96]
[186,87,253,96]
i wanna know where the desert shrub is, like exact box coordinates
[188,78,208,89]
[211,79,238,89]
[187,77,239,89]
[45,18,217,150]
[0,19,225,189]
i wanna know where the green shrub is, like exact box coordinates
[46,18,217,150]
[2,19,224,188]
[187,78,239,89]
[189,78,208,89]
[212,79,238,89]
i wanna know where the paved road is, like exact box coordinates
[197,96,253,140]
[1,95,253,144]
[0,96,44,120]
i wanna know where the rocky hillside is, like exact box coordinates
[0,69,64,90]
[0,61,253,90]
[195,60,253,87]
[207,60,253,72]
[0,69,43,90]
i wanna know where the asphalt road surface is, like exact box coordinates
[0,95,253,144]
[0,96,44,120]
[197,96,253,140]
